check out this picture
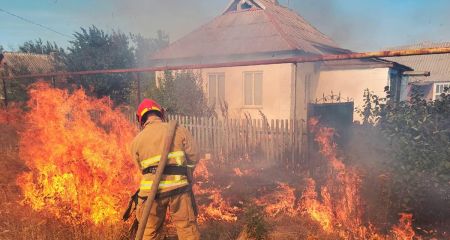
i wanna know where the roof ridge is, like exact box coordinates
[271,4,337,46]
[386,41,450,50]
[3,52,52,58]
[263,9,299,51]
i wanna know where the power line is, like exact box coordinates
[0,7,72,39]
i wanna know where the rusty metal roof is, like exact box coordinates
[383,42,450,83]
[150,0,349,65]
[321,58,412,71]
[1,52,55,75]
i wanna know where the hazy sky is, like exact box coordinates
[1,0,450,52]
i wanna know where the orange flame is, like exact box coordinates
[16,83,139,225]
[193,159,239,223]
[0,103,24,130]
[392,213,416,240]
[298,118,417,239]
[299,178,334,232]
[256,182,298,217]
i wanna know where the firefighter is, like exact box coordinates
[131,99,200,240]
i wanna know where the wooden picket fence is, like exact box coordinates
[165,114,307,167]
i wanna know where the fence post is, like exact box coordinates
[1,65,10,108]
[1,77,7,108]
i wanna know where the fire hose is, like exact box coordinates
[135,120,178,240]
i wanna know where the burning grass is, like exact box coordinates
[0,83,447,239]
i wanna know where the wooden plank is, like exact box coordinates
[244,119,248,157]
[289,119,297,166]
[275,119,280,163]
[280,119,285,164]
[208,117,213,153]
[261,119,268,161]
[252,119,256,158]
[269,119,274,162]
[284,119,288,165]
[215,118,220,163]
[231,119,236,160]
[200,117,205,153]
[225,118,230,161]
[235,119,240,159]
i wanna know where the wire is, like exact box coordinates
[0,7,72,39]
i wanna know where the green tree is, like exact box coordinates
[132,30,169,68]
[128,31,169,106]
[151,70,213,116]
[65,26,136,105]
[19,39,65,55]
[360,87,450,221]
[18,39,66,72]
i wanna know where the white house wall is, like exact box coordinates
[294,62,320,121]
[315,68,391,122]
[200,63,294,120]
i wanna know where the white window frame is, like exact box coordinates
[433,82,450,100]
[208,72,225,106]
[242,71,263,108]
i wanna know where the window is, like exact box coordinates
[243,71,263,106]
[241,2,252,10]
[435,83,450,100]
[208,73,225,106]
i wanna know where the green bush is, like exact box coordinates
[360,87,450,222]
[150,70,214,117]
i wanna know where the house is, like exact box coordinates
[384,42,450,101]
[0,52,55,106]
[149,0,411,122]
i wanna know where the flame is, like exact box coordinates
[6,85,421,238]
[392,213,416,240]
[196,189,238,223]
[300,118,417,239]
[232,167,253,177]
[193,159,239,223]
[256,182,298,217]
[0,103,24,130]
[233,168,244,176]
[16,83,139,225]
[299,178,333,232]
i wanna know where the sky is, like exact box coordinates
[1,0,450,52]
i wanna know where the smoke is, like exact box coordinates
[92,0,228,40]
[289,0,450,51]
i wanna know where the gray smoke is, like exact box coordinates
[92,0,228,40]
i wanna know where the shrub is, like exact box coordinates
[359,87,450,222]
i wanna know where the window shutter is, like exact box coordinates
[244,72,253,105]
[218,73,225,102]
[254,72,263,105]
[209,74,217,105]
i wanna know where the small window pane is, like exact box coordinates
[254,72,263,105]
[218,74,225,102]
[209,75,217,105]
[436,84,440,93]
[244,73,253,105]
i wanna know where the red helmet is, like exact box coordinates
[136,99,163,125]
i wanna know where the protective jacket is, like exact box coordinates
[129,116,201,240]
[130,116,199,196]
